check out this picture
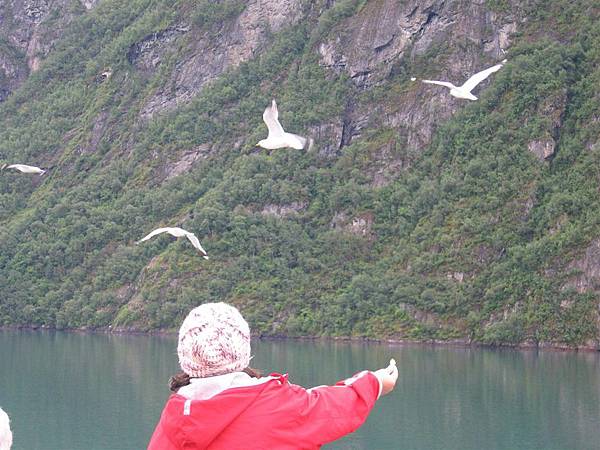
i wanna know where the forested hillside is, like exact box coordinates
[0,0,599,348]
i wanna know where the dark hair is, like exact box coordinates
[169,367,264,392]
[243,367,263,379]
[169,372,191,392]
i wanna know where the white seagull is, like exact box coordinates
[137,227,209,259]
[257,100,307,150]
[1,163,46,175]
[422,61,505,101]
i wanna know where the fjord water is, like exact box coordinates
[1,331,599,450]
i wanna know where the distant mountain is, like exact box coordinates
[0,0,599,349]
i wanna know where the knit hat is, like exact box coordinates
[177,302,251,378]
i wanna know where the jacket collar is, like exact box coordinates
[177,371,276,401]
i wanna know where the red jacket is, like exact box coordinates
[148,371,381,449]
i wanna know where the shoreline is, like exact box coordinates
[2,324,599,353]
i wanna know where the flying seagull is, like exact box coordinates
[257,100,307,150]
[137,227,209,259]
[422,61,505,100]
[1,163,46,175]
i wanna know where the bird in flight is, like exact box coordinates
[1,163,46,175]
[137,227,209,259]
[257,100,307,150]
[422,61,506,100]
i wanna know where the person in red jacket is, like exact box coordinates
[148,302,398,450]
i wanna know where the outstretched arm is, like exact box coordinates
[284,359,398,446]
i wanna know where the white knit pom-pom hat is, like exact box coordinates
[177,302,251,378]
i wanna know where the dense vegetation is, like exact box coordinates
[0,0,598,346]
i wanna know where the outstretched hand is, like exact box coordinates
[373,358,398,397]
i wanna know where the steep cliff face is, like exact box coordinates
[137,0,305,119]
[0,0,599,348]
[0,0,94,99]
[320,0,514,88]
[318,0,520,164]
[132,0,520,154]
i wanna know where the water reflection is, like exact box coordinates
[251,341,600,450]
[0,330,178,450]
[0,332,598,450]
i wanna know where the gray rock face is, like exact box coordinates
[23,0,49,23]
[139,0,305,119]
[369,138,409,188]
[399,301,442,328]
[526,89,566,160]
[0,0,87,98]
[260,201,307,218]
[330,211,374,237]
[85,110,109,155]
[318,0,439,87]
[307,121,344,158]
[483,300,523,330]
[0,49,27,101]
[562,238,600,342]
[164,144,213,180]
[79,0,98,9]
[127,26,190,73]
[528,139,555,160]
[317,0,520,166]
[565,238,600,294]
[446,271,464,282]
[319,0,514,89]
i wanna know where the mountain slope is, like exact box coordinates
[0,0,599,348]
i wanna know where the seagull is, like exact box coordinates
[257,100,307,150]
[1,163,46,175]
[137,227,209,259]
[410,77,417,81]
[422,61,505,100]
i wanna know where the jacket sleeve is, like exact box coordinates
[290,370,382,446]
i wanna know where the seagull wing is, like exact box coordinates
[422,80,456,90]
[7,164,44,174]
[183,232,209,259]
[285,132,307,150]
[461,63,503,93]
[263,99,285,138]
[137,227,172,243]
[6,164,28,171]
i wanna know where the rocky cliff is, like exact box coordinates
[0,0,98,99]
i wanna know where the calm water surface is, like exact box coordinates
[1,330,599,449]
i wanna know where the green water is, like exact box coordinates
[0,331,599,449]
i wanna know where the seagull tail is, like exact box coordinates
[306,137,315,151]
